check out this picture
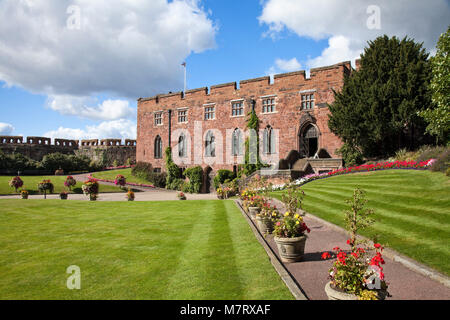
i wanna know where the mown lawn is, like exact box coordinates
[0,199,293,300]
[0,176,124,195]
[271,170,450,275]
[92,168,150,185]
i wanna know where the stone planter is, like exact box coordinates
[324,282,387,300]
[274,235,307,263]
[21,195,28,200]
[248,207,260,219]
[256,216,273,235]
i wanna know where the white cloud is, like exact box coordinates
[0,0,216,99]
[275,58,301,72]
[47,95,135,120]
[0,122,14,135]
[44,119,137,140]
[306,36,362,69]
[260,0,450,66]
[267,57,302,75]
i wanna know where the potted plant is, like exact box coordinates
[114,174,127,189]
[37,179,54,199]
[273,211,310,262]
[9,176,23,193]
[247,195,266,219]
[59,191,68,200]
[216,187,224,199]
[256,203,279,235]
[126,189,135,201]
[21,189,29,199]
[177,192,186,200]
[82,178,99,201]
[321,188,389,300]
[281,185,306,216]
[64,176,77,191]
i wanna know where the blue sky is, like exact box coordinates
[0,0,449,140]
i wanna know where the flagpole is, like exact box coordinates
[182,62,187,93]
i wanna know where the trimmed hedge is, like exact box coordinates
[213,169,236,189]
[183,166,203,193]
[131,162,166,188]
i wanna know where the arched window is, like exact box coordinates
[205,131,215,157]
[154,135,162,159]
[178,134,187,158]
[232,128,243,156]
[263,126,275,154]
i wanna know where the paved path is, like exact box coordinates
[242,199,450,300]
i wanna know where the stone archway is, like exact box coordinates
[299,124,319,158]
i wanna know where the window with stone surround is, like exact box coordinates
[204,105,215,120]
[262,97,276,113]
[263,126,276,154]
[178,109,187,123]
[154,112,163,125]
[205,130,215,157]
[231,100,244,117]
[301,93,315,110]
[154,135,162,159]
[232,128,243,156]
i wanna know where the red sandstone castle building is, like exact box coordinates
[137,60,358,176]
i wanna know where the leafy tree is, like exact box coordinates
[328,35,432,162]
[419,26,450,144]
[242,109,266,176]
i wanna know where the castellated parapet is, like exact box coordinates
[0,136,137,165]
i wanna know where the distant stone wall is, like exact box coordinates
[75,146,136,167]
[0,136,136,165]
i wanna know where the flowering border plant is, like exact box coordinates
[177,192,186,200]
[114,175,127,188]
[9,176,23,193]
[21,189,29,199]
[64,176,77,190]
[321,188,389,300]
[82,178,99,200]
[273,212,310,238]
[126,189,135,201]
[256,202,280,221]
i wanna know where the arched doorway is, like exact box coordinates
[299,124,319,158]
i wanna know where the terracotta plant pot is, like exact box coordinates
[248,207,260,219]
[274,235,307,263]
[256,216,273,235]
[324,282,387,300]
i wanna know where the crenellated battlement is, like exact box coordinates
[138,60,353,107]
[0,136,136,148]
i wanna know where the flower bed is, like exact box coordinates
[88,174,155,189]
[269,159,436,192]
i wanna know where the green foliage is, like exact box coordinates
[0,151,40,171]
[243,110,266,176]
[183,166,203,193]
[281,185,305,214]
[336,143,364,167]
[343,188,375,250]
[165,147,182,190]
[131,162,166,188]
[213,169,236,189]
[329,35,432,159]
[429,148,450,173]
[40,153,91,173]
[419,26,450,143]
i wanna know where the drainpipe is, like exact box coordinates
[168,109,172,147]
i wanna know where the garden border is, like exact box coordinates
[233,199,308,300]
[269,197,450,289]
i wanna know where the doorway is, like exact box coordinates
[299,124,319,158]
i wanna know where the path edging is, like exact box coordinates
[233,200,308,300]
[270,198,450,289]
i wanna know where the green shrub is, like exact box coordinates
[336,143,364,167]
[183,166,203,193]
[165,147,182,190]
[446,167,450,176]
[40,153,90,173]
[429,148,450,173]
[131,161,166,188]
[416,145,448,163]
[213,169,236,189]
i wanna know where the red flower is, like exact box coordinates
[374,243,383,250]
[321,252,331,260]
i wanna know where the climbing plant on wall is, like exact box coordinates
[241,109,266,177]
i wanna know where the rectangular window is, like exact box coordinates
[204,106,215,120]
[154,112,163,125]
[301,93,315,110]
[153,168,161,173]
[178,110,187,123]
[231,101,244,116]
[262,97,276,113]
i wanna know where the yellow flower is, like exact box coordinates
[272,212,277,217]
[284,212,290,217]
[294,213,300,219]
[295,220,300,225]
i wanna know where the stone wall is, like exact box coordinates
[0,136,136,165]
[75,145,136,167]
